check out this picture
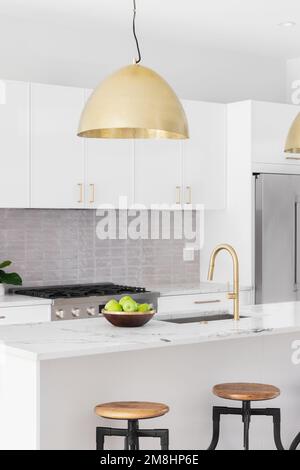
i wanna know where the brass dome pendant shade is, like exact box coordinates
[78,64,189,139]
[78,0,189,140]
[285,112,300,153]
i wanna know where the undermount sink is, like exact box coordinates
[161,313,248,324]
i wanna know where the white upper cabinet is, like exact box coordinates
[181,100,226,210]
[0,80,30,208]
[251,101,300,170]
[31,83,85,208]
[85,139,134,208]
[84,90,133,209]
[0,80,229,210]
[134,140,182,207]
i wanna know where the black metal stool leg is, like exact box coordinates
[160,430,169,450]
[137,429,169,450]
[208,407,222,450]
[128,420,139,450]
[135,421,140,450]
[96,427,106,450]
[96,427,128,450]
[242,401,251,451]
[270,409,285,450]
[290,432,300,450]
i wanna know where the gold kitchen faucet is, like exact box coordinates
[207,244,240,321]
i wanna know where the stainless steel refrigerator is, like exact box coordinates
[255,173,300,304]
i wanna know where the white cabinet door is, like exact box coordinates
[0,305,51,325]
[0,80,30,208]
[85,139,134,208]
[252,101,300,166]
[85,89,133,209]
[31,83,85,208]
[182,100,226,209]
[134,140,182,207]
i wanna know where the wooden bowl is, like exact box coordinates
[102,310,156,328]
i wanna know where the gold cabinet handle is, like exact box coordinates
[186,186,192,204]
[194,300,221,305]
[227,292,237,300]
[89,184,95,204]
[176,186,181,205]
[78,183,83,203]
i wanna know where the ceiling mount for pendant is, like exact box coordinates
[78,0,189,140]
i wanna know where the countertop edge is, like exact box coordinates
[4,324,300,362]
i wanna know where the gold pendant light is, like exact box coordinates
[78,0,189,140]
[285,112,300,154]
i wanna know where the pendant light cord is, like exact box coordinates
[133,0,142,64]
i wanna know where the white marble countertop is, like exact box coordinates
[0,301,299,361]
[152,281,252,296]
[0,294,52,308]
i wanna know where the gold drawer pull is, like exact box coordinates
[193,300,221,305]
[186,186,192,204]
[176,186,181,204]
[227,292,237,300]
[89,184,95,204]
[78,183,83,203]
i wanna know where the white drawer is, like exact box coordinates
[0,305,51,325]
[158,292,228,313]
[158,290,253,314]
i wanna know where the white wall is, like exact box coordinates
[200,102,254,288]
[287,57,300,104]
[0,8,287,104]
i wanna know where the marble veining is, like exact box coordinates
[0,301,299,360]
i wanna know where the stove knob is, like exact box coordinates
[87,307,96,317]
[71,308,80,318]
[56,309,64,320]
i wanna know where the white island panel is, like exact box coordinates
[38,333,300,450]
[0,302,299,449]
[0,350,39,450]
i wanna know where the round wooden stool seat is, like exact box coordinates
[213,383,280,402]
[95,401,169,420]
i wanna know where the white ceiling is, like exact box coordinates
[0,0,299,60]
[0,0,297,103]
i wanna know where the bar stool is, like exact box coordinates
[95,401,169,450]
[290,432,300,450]
[208,383,285,450]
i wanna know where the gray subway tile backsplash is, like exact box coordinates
[0,209,200,287]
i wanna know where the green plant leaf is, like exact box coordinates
[0,272,22,286]
[0,260,12,269]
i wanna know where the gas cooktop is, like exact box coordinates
[10,283,148,299]
[10,283,159,321]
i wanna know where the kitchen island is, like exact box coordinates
[0,302,300,450]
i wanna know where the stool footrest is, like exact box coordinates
[97,427,127,437]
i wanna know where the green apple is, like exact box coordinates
[105,299,123,312]
[138,303,151,312]
[119,296,133,307]
[122,299,138,312]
